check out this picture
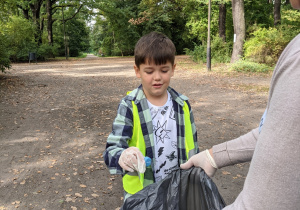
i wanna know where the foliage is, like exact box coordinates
[37,43,60,60]
[185,35,232,63]
[0,33,11,72]
[229,60,272,73]
[281,6,300,28]
[243,26,298,65]
[0,16,37,62]
[54,18,90,57]
[244,0,273,30]
[184,1,219,44]
[1,0,300,67]
[185,44,206,63]
[210,35,232,63]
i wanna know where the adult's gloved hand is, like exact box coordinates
[119,147,146,173]
[180,149,217,177]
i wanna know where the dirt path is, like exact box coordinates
[0,54,271,209]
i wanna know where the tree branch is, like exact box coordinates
[61,5,83,22]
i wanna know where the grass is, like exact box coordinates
[46,53,88,61]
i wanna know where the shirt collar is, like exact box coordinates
[131,85,188,107]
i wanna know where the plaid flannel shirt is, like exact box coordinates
[104,85,199,180]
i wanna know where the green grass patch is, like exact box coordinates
[230,60,273,73]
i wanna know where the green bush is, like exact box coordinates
[244,26,298,65]
[230,60,272,73]
[37,43,59,60]
[185,36,232,63]
[185,43,206,63]
[0,33,10,72]
[210,36,232,63]
[0,16,37,62]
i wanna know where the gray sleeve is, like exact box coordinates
[212,127,259,168]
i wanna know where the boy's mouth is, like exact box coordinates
[153,84,162,88]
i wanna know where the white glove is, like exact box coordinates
[118,147,146,173]
[180,149,217,177]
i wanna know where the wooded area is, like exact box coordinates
[1,0,300,72]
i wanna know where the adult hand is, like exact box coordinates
[180,149,217,177]
[119,147,146,173]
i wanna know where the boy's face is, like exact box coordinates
[134,60,175,104]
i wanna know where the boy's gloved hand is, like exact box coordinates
[180,149,217,177]
[119,147,146,173]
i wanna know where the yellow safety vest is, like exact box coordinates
[122,100,195,195]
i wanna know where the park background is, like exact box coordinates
[0,0,299,209]
[1,0,300,72]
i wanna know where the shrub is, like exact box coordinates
[0,33,10,72]
[244,26,298,65]
[0,16,37,62]
[185,36,232,63]
[229,60,272,73]
[37,43,59,60]
[185,44,206,63]
[210,36,232,63]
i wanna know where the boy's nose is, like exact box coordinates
[153,72,161,80]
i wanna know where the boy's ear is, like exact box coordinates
[134,65,141,78]
[171,63,176,76]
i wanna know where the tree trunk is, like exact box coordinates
[29,0,43,45]
[218,3,226,42]
[274,0,281,26]
[46,0,54,46]
[231,0,245,63]
[22,9,29,19]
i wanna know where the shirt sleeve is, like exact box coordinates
[212,127,259,168]
[103,99,133,175]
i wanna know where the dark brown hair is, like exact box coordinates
[134,32,176,68]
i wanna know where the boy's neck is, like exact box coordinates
[144,91,168,106]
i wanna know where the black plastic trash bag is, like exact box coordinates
[121,167,226,210]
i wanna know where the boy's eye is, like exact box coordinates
[145,71,153,74]
[162,69,169,73]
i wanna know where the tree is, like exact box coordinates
[0,16,37,61]
[92,0,141,56]
[274,0,281,25]
[218,2,226,41]
[15,0,44,45]
[46,0,86,46]
[231,0,245,63]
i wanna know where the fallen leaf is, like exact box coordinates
[20,180,26,185]
[91,193,99,198]
[65,197,72,202]
[80,184,87,188]
[222,171,231,175]
[75,193,82,198]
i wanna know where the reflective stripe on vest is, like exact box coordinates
[122,98,195,195]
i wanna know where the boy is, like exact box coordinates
[104,31,199,199]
